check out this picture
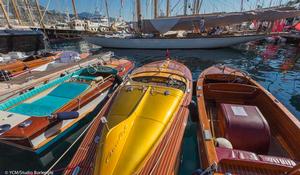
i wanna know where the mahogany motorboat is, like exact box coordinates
[0,58,134,154]
[196,65,300,174]
[0,52,61,80]
[65,59,192,175]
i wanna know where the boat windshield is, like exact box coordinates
[79,66,117,78]
[132,76,186,91]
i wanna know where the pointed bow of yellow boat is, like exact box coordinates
[94,83,184,175]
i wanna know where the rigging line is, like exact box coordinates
[146,0,149,18]
[243,0,252,11]
[171,0,181,13]
[174,4,184,16]
[40,0,51,24]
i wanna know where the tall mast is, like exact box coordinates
[184,0,187,15]
[104,0,110,26]
[240,0,244,12]
[11,0,22,25]
[154,0,158,18]
[136,0,141,32]
[269,0,273,7]
[0,0,11,28]
[166,0,170,17]
[193,0,196,14]
[24,0,35,26]
[6,0,9,16]
[71,0,78,19]
[198,0,203,14]
[35,0,45,28]
[193,0,200,14]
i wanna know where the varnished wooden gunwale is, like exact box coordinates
[65,60,192,175]
[196,66,300,174]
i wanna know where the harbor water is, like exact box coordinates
[0,40,299,174]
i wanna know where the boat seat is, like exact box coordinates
[8,96,70,116]
[8,82,89,116]
[204,83,258,100]
[0,73,74,111]
[216,147,297,168]
[47,82,89,99]
[218,103,271,154]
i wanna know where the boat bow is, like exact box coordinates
[94,83,184,175]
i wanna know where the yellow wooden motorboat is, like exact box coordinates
[79,59,192,175]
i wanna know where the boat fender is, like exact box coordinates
[215,137,233,149]
[56,111,79,120]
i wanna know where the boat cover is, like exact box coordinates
[0,70,81,111]
[8,82,89,116]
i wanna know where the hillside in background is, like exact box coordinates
[0,1,114,27]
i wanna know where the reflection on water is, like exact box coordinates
[49,40,100,54]
[0,40,299,173]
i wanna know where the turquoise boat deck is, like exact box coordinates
[8,82,89,116]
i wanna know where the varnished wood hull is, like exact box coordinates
[0,52,61,79]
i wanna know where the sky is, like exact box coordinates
[39,0,292,21]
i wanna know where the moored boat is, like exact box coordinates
[0,51,91,81]
[84,6,300,49]
[0,58,134,153]
[66,59,192,175]
[196,65,300,174]
[85,34,266,49]
[0,52,61,80]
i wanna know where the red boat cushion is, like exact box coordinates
[216,147,297,168]
[218,103,271,154]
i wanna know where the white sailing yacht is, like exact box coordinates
[85,0,300,49]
